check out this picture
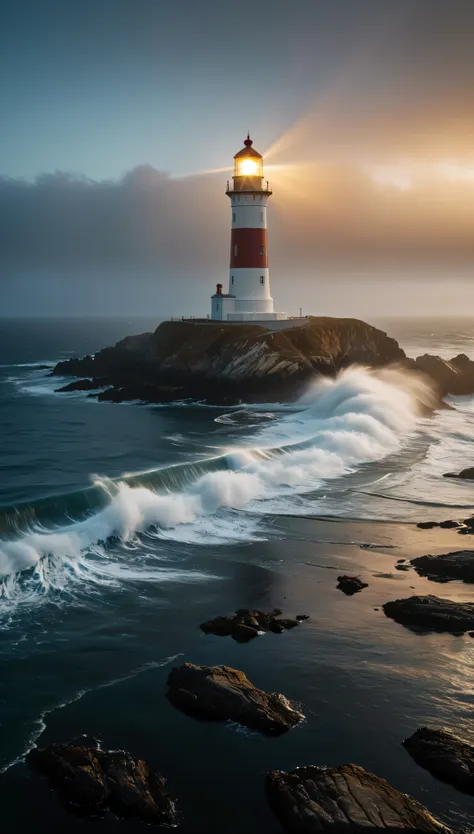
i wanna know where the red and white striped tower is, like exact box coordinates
[227,134,273,316]
[211,134,288,321]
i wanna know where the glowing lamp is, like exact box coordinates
[232,134,263,179]
[238,157,260,176]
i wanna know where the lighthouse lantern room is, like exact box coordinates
[210,135,286,322]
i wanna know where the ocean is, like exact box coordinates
[1,315,474,833]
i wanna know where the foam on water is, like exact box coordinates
[0,366,436,609]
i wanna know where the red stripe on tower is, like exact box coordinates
[230,228,268,269]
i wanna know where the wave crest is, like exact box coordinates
[0,366,434,606]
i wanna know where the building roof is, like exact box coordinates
[234,134,262,160]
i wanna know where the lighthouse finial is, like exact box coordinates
[244,132,253,148]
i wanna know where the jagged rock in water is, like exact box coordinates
[417,521,439,529]
[265,763,451,833]
[383,594,474,633]
[411,550,474,583]
[444,467,474,480]
[200,608,300,642]
[54,378,108,393]
[403,727,474,795]
[27,743,177,825]
[166,663,303,735]
[337,575,368,595]
[414,353,474,397]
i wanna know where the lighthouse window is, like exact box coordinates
[232,213,236,222]
[233,244,238,256]
[260,276,265,285]
[260,211,264,221]
[231,276,234,285]
[259,245,264,255]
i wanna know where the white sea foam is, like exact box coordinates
[0,366,435,602]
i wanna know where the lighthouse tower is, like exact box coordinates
[211,135,286,322]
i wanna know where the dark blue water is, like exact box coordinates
[1,317,474,833]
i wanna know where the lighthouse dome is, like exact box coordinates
[233,135,264,178]
[234,135,262,160]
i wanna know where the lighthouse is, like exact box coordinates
[211,135,286,322]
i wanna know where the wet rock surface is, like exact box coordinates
[54,378,108,393]
[443,467,474,480]
[383,594,474,633]
[411,550,474,583]
[200,608,301,642]
[166,663,304,736]
[413,353,474,398]
[403,727,474,795]
[265,763,451,833]
[27,743,177,825]
[417,518,474,536]
[337,575,368,595]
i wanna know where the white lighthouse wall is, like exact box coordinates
[230,193,269,208]
[231,204,267,229]
[229,268,273,313]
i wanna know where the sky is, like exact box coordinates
[1,0,474,317]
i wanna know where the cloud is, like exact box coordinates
[2,112,474,315]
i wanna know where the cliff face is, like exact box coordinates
[54,317,405,397]
[140,317,405,379]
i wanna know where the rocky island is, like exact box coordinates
[50,317,474,405]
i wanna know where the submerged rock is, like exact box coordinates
[403,727,474,795]
[337,575,368,595]
[265,762,451,833]
[200,608,300,642]
[383,594,474,633]
[166,663,303,735]
[27,743,177,825]
[411,550,474,583]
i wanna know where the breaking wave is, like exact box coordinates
[0,366,435,609]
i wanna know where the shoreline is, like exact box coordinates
[2,516,474,831]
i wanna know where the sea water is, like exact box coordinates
[0,316,474,833]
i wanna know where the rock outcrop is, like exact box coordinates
[337,575,368,595]
[403,727,474,795]
[443,467,474,480]
[383,594,474,633]
[51,317,406,405]
[55,378,108,393]
[265,763,451,833]
[49,318,474,406]
[200,608,301,642]
[411,550,474,583]
[413,353,474,398]
[27,743,177,825]
[166,663,303,735]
